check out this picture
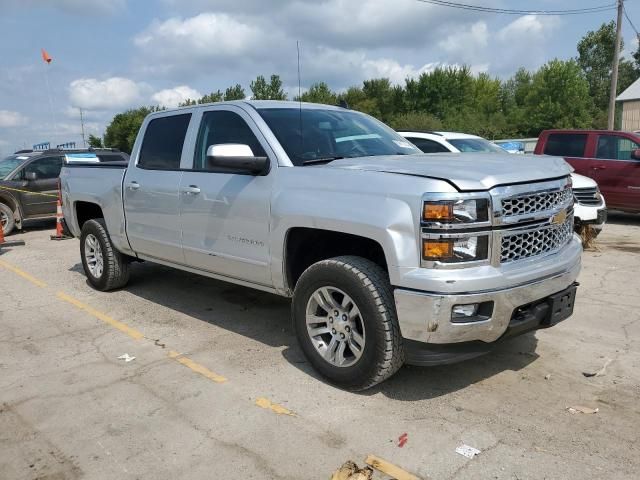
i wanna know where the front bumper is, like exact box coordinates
[393,245,581,345]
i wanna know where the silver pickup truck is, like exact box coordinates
[61,101,581,390]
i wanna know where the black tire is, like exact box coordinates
[0,202,15,236]
[292,255,404,390]
[80,218,130,291]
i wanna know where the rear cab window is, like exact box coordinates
[138,114,191,170]
[405,137,450,153]
[543,133,588,157]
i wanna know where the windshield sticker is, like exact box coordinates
[393,140,416,149]
[335,133,381,143]
[65,153,99,163]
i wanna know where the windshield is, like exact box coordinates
[257,108,420,165]
[0,155,28,179]
[449,138,506,154]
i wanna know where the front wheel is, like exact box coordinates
[80,219,130,291]
[0,202,15,236]
[292,256,404,390]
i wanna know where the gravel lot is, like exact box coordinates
[1,214,639,479]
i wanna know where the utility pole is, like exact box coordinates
[608,0,624,130]
[79,108,86,148]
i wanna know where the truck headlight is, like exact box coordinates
[422,235,489,263]
[423,199,489,224]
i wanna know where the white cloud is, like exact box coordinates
[439,22,489,59]
[0,110,28,128]
[69,77,143,110]
[152,85,202,107]
[135,13,264,63]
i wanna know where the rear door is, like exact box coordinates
[18,156,63,217]
[123,112,192,262]
[592,133,640,210]
[178,105,274,287]
[541,132,592,177]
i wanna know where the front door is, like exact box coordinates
[19,156,63,217]
[179,107,273,287]
[123,112,192,262]
[592,134,640,210]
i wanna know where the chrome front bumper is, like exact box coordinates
[394,244,581,344]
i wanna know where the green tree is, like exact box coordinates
[224,84,246,100]
[104,106,163,153]
[250,74,287,100]
[525,59,593,135]
[577,21,639,114]
[87,134,103,148]
[389,111,442,131]
[298,82,337,104]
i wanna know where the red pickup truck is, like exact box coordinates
[535,129,640,213]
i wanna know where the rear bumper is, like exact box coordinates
[393,247,581,345]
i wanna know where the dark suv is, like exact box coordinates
[0,148,129,235]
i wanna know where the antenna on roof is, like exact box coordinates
[296,40,304,159]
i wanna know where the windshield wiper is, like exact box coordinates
[301,156,345,165]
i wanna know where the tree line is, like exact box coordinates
[91,22,640,152]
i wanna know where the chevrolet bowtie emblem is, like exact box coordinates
[550,209,567,226]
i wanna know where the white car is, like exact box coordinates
[399,131,606,235]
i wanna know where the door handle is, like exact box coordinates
[181,185,201,195]
[127,181,140,190]
[628,186,640,190]
[592,166,606,171]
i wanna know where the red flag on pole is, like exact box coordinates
[41,48,52,64]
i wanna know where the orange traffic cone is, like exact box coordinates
[50,185,70,241]
[0,221,5,246]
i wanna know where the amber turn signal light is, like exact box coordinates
[423,240,453,260]
[423,202,453,222]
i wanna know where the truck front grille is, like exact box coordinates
[573,187,602,206]
[501,188,572,218]
[500,213,574,263]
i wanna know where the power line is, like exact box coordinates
[623,2,639,36]
[416,0,617,16]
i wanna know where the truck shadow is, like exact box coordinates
[70,260,540,400]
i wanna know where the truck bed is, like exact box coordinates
[60,162,131,254]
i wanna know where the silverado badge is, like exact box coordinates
[550,209,567,226]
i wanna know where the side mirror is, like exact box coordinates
[631,149,640,160]
[25,171,38,181]
[206,144,269,176]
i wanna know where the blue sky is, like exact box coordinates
[1,0,639,155]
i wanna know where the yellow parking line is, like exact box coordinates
[56,291,144,340]
[168,350,227,384]
[255,397,296,416]
[0,260,48,288]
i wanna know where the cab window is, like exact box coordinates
[24,157,63,179]
[193,110,266,171]
[596,135,640,160]
[138,114,191,170]
[405,137,450,153]
[543,133,587,157]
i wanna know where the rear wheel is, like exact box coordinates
[0,203,15,236]
[292,255,404,390]
[80,219,130,291]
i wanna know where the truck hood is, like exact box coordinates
[324,153,572,191]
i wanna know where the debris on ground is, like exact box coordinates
[398,432,408,447]
[579,224,599,250]
[455,444,481,459]
[365,455,422,480]
[117,353,136,362]
[566,405,599,414]
[154,339,166,348]
[330,461,373,480]
[545,374,552,380]
[583,358,613,378]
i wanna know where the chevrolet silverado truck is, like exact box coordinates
[61,101,581,390]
